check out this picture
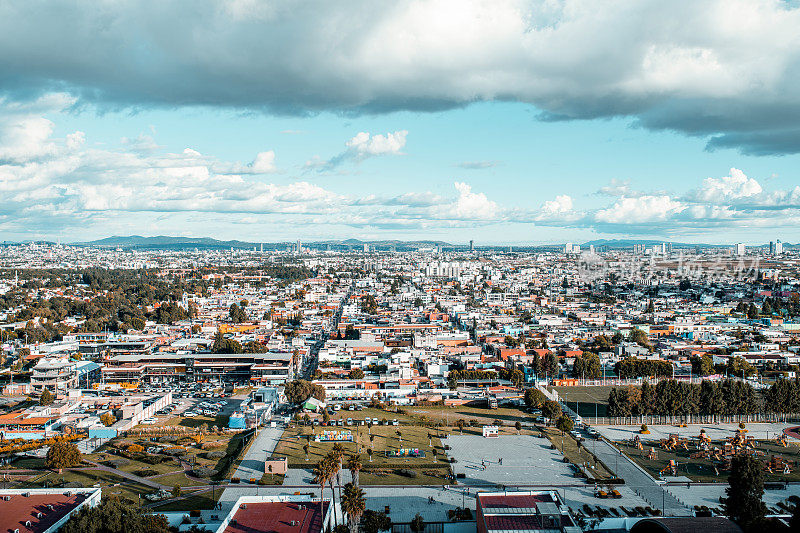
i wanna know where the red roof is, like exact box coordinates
[224,501,328,533]
[0,493,87,533]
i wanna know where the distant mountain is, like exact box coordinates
[77,235,456,250]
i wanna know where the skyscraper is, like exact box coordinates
[469,240,474,252]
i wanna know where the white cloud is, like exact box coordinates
[346,131,407,157]
[691,167,763,203]
[307,130,408,171]
[594,195,686,224]
[540,195,573,216]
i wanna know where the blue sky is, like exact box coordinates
[3,1,800,245]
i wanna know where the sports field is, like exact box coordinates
[550,386,613,418]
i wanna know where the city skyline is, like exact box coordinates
[2,1,800,244]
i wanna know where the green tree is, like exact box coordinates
[46,440,82,472]
[361,510,392,533]
[556,414,574,434]
[542,400,561,422]
[410,513,425,533]
[229,303,247,323]
[523,388,547,409]
[722,455,767,532]
[627,328,651,349]
[349,368,365,379]
[347,454,363,487]
[341,482,366,533]
[61,497,170,533]
[691,354,714,376]
[39,388,54,405]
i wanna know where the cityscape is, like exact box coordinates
[2,2,800,533]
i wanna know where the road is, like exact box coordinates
[217,423,285,508]
[590,438,690,516]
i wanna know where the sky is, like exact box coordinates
[2,1,800,245]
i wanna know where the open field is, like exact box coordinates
[275,419,452,485]
[617,438,800,483]
[550,386,613,418]
[150,489,222,511]
[20,468,153,503]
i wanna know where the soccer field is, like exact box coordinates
[550,385,613,418]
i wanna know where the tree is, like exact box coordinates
[556,415,574,434]
[100,412,116,427]
[347,454,363,487]
[645,300,655,313]
[410,513,425,533]
[691,354,714,376]
[544,352,559,377]
[284,379,326,404]
[627,328,651,349]
[542,400,561,422]
[447,373,458,390]
[172,485,181,498]
[722,455,767,532]
[456,419,465,434]
[229,303,247,323]
[514,421,522,434]
[341,482,366,533]
[361,510,392,533]
[747,303,759,320]
[349,368,365,379]
[61,497,171,533]
[313,457,335,524]
[39,388,54,406]
[523,388,547,409]
[761,300,772,316]
[46,440,82,472]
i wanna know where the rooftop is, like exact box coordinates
[223,500,329,533]
[0,491,89,533]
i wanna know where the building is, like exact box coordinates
[476,491,581,533]
[30,357,100,393]
[0,488,101,533]
[734,243,746,256]
[216,495,334,533]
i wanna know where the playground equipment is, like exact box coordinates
[315,430,353,442]
[659,459,678,477]
[766,455,794,475]
[647,447,658,460]
[777,434,789,448]
[661,434,689,451]
[697,430,711,450]
[630,435,644,450]
[727,429,755,450]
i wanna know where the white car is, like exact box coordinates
[184,411,197,417]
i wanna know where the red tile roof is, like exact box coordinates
[224,501,328,533]
[0,493,87,533]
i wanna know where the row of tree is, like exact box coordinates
[607,379,760,417]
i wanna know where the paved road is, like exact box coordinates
[218,424,285,508]
[591,439,690,516]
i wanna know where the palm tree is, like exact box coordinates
[331,444,346,504]
[367,448,373,462]
[313,457,333,522]
[347,453,363,487]
[341,482,366,533]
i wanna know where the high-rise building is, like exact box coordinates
[469,240,474,252]
[734,243,746,256]
[776,240,783,255]
[296,239,301,253]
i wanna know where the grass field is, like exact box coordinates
[550,386,613,418]
[21,469,153,503]
[150,489,222,512]
[618,438,800,483]
[274,418,452,485]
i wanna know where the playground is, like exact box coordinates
[617,428,800,482]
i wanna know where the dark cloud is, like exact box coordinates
[1,2,800,154]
